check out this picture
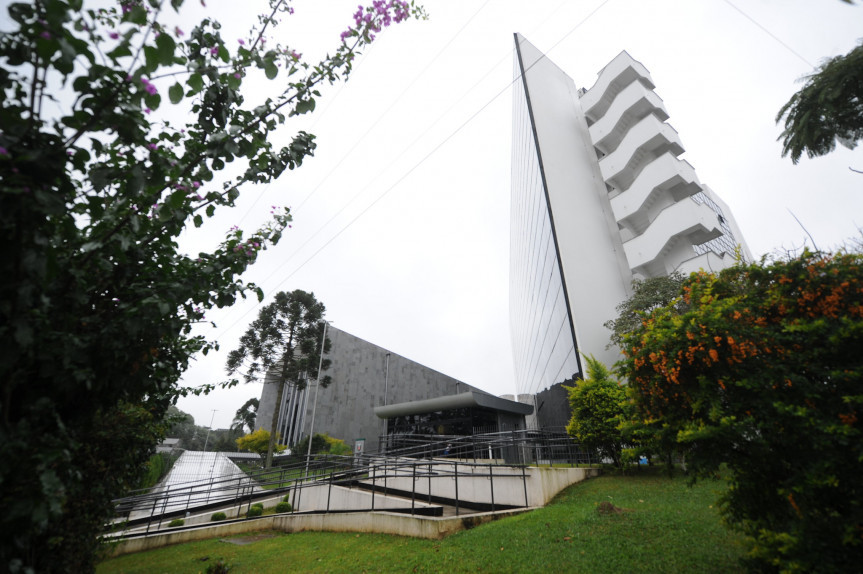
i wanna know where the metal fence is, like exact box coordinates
[108,430,594,538]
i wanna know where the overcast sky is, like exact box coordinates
[167,0,863,430]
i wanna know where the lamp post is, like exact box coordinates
[305,320,328,478]
[202,409,217,451]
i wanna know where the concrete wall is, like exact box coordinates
[258,326,482,453]
[368,462,599,508]
[105,465,600,558]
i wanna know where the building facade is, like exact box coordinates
[510,35,750,416]
[257,325,504,453]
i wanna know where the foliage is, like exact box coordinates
[275,501,292,513]
[227,289,331,467]
[210,512,227,522]
[204,559,232,574]
[282,494,292,502]
[231,397,259,434]
[137,452,177,490]
[96,470,746,574]
[777,39,863,163]
[604,273,686,350]
[0,0,424,570]
[619,250,863,572]
[290,432,350,459]
[167,519,184,528]
[246,506,263,518]
[565,355,628,468]
[236,429,285,457]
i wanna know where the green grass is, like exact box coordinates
[97,470,745,573]
[235,463,337,490]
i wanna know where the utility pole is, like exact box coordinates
[202,409,217,451]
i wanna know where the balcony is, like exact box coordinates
[674,251,733,276]
[623,200,723,274]
[580,51,654,124]
[599,114,684,192]
[589,81,668,155]
[610,152,702,234]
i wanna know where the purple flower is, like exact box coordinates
[210,46,218,56]
[237,38,245,45]
[192,181,201,188]
[291,50,301,60]
[147,143,158,151]
[109,31,119,39]
[175,26,184,36]
[144,107,151,114]
[340,29,351,42]
[0,147,9,156]
[140,77,157,95]
[233,72,241,79]
[40,31,52,40]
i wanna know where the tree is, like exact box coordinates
[226,289,332,468]
[292,432,351,459]
[232,397,259,434]
[619,251,863,571]
[0,0,424,571]
[565,355,628,468]
[236,428,285,457]
[777,39,863,163]
[604,273,687,471]
[604,273,686,349]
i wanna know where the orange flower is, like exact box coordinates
[708,349,719,362]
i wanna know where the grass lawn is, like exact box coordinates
[97,469,745,573]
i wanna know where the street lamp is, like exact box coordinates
[202,409,217,451]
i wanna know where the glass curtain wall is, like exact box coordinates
[509,44,580,398]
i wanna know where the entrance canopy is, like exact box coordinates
[374,391,533,419]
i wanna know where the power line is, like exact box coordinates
[210,0,615,341]
[721,0,814,69]
[292,0,495,213]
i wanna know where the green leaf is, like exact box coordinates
[264,61,278,80]
[144,92,161,111]
[168,82,183,104]
[156,33,176,66]
[295,98,315,115]
[187,73,203,94]
[193,214,203,228]
[206,205,215,217]
[143,45,159,74]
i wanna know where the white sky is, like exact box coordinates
[164,0,863,429]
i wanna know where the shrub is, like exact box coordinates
[275,502,292,513]
[205,558,233,574]
[620,250,863,572]
[282,494,291,503]
[167,519,184,527]
[210,512,227,522]
[246,506,263,518]
[251,503,264,510]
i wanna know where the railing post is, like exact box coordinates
[522,465,529,507]
[411,462,417,515]
[454,460,459,516]
[327,468,333,513]
[488,465,495,512]
[427,462,432,504]
[145,494,157,534]
[370,463,375,512]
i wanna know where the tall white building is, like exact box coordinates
[510,34,750,424]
